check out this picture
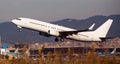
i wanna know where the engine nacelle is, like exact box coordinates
[48,30,60,36]
[39,32,51,37]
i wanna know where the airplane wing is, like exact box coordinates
[59,23,95,36]
[59,29,90,36]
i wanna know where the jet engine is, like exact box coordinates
[39,32,51,37]
[48,30,60,36]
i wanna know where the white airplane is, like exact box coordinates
[99,47,116,57]
[6,48,22,59]
[12,18,113,42]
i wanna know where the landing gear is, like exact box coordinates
[17,26,22,32]
[55,37,59,42]
[54,37,64,42]
[19,29,22,32]
[60,38,64,42]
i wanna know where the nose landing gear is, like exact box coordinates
[17,26,22,32]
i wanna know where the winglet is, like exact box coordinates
[88,23,95,30]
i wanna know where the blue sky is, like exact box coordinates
[0,0,120,22]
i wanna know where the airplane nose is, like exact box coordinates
[11,19,17,24]
[11,19,20,25]
[12,18,22,24]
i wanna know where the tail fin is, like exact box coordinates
[14,48,19,53]
[111,47,116,54]
[25,49,30,56]
[93,19,113,37]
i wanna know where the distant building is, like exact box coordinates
[14,44,28,48]
[0,45,8,55]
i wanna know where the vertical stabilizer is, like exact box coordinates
[14,48,19,53]
[93,19,113,37]
[111,47,116,54]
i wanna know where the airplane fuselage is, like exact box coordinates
[12,18,113,42]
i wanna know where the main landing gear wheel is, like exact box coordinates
[60,38,64,42]
[55,37,59,42]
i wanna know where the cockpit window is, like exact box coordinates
[16,18,21,20]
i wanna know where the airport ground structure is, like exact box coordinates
[0,38,120,64]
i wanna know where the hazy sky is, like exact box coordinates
[0,0,120,22]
